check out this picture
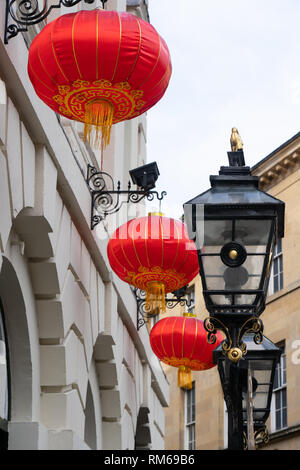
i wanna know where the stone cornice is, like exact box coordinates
[252,135,300,191]
[263,424,300,447]
[127,0,150,22]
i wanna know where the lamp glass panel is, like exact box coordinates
[208,294,257,307]
[234,219,271,250]
[241,255,265,289]
[203,265,251,291]
[242,359,274,422]
[200,219,233,249]
[234,294,258,306]
[202,256,263,304]
[199,218,273,307]
[202,256,227,290]
[200,220,233,303]
[209,295,234,306]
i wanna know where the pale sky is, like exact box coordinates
[146,0,300,218]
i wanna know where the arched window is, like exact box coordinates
[0,301,9,450]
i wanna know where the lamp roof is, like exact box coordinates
[241,334,281,354]
[184,152,285,238]
[213,333,282,363]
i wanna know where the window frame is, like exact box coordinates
[270,344,287,433]
[269,238,283,296]
[184,382,196,450]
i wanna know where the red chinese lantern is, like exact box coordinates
[28,9,172,149]
[107,214,199,313]
[150,314,223,389]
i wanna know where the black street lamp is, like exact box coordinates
[214,333,281,450]
[183,135,285,451]
[183,148,285,362]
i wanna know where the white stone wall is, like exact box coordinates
[0,0,169,450]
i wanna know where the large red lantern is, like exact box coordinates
[107,214,199,313]
[150,314,223,389]
[28,9,172,149]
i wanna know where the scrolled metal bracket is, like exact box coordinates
[254,425,269,447]
[4,0,107,44]
[135,287,191,331]
[243,425,269,450]
[86,164,167,230]
[135,288,152,331]
[204,316,234,359]
[204,315,264,363]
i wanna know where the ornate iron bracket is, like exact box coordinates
[254,425,269,447]
[86,164,167,230]
[243,425,269,450]
[135,287,191,331]
[4,0,108,44]
[204,315,264,363]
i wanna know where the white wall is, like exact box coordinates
[0,0,168,450]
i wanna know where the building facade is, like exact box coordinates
[163,132,300,450]
[0,0,169,450]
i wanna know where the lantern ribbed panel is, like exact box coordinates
[28,10,172,127]
[107,215,199,294]
[150,316,223,371]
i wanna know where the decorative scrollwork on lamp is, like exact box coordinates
[243,425,269,450]
[204,317,232,357]
[254,426,269,446]
[204,315,264,363]
[238,317,264,350]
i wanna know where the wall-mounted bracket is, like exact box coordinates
[4,0,108,44]
[86,164,167,230]
[135,286,191,331]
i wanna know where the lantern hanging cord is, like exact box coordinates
[159,197,162,214]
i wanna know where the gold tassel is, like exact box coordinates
[178,366,192,390]
[84,99,114,149]
[145,282,166,315]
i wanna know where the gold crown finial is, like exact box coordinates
[230,127,243,152]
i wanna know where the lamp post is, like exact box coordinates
[183,135,285,450]
[213,334,281,449]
